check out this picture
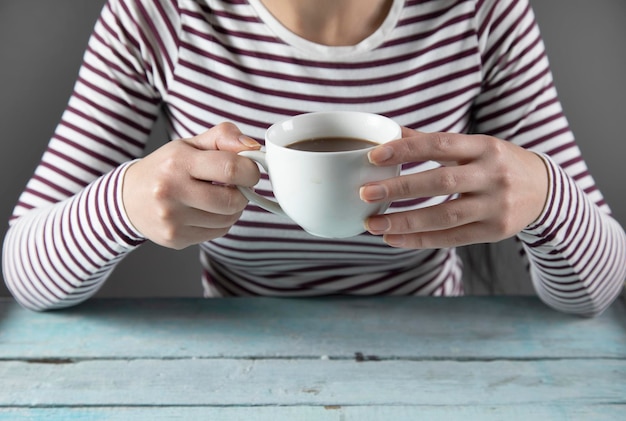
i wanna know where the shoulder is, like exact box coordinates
[103,0,184,26]
[473,0,533,30]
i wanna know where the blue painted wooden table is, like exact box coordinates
[1,295,625,420]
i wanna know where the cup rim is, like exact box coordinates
[265,111,401,153]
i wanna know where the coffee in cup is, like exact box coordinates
[286,137,379,152]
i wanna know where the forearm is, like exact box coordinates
[2,162,145,311]
[518,155,626,316]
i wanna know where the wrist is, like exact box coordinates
[518,154,570,246]
[113,160,147,245]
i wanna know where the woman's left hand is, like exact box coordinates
[360,127,549,249]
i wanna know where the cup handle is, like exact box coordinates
[237,150,286,217]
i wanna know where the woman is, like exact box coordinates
[3,0,625,314]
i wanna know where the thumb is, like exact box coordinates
[184,122,261,152]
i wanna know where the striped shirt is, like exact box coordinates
[3,0,625,315]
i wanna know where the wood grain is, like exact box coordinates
[1,358,625,406]
[1,297,625,359]
[1,296,624,420]
[0,406,624,421]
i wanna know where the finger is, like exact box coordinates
[152,206,242,234]
[164,179,251,216]
[401,126,419,138]
[184,122,261,152]
[360,165,485,203]
[138,183,245,249]
[155,224,234,250]
[368,131,491,166]
[186,150,261,187]
[365,196,485,235]
[382,221,502,249]
[176,206,243,230]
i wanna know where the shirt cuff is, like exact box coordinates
[518,153,578,249]
[94,160,146,249]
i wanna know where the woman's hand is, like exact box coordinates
[122,123,261,249]
[360,127,549,249]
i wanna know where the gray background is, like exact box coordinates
[1,0,625,298]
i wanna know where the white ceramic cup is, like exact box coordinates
[238,111,401,238]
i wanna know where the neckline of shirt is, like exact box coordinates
[247,0,405,59]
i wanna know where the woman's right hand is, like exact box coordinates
[122,122,261,249]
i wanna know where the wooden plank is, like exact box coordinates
[1,359,624,407]
[1,297,625,360]
[0,405,624,421]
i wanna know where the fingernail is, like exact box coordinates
[239,135,261,148]
[384,234,406,247]
[360,184,387,202]
[368,145,393,164]
[366,215,390,234]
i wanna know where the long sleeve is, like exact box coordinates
[2,0,180,311]
[2,163,145,310]
[473,0,626,316]
[519,156,626,316]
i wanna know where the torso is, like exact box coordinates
[160,0,483,296]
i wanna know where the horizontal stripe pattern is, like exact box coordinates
[4,163,144,310]
[3,0,625,315]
